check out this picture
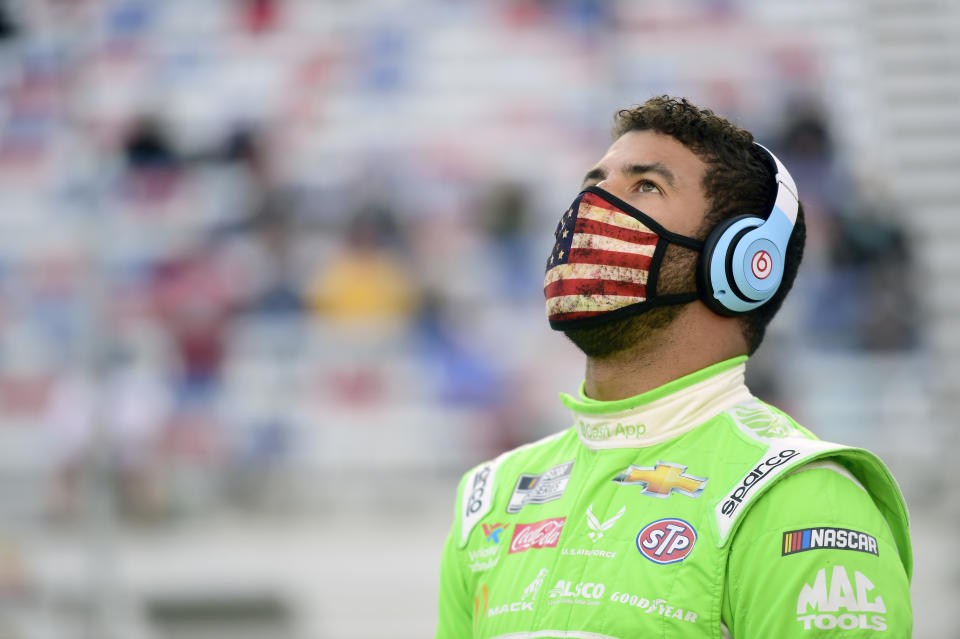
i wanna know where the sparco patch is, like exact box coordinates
[782,527,878,557]
[461,462,495,547]
[720,449,799,516]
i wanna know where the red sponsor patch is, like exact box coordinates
[509,517,566,554]
[636,518,697,564]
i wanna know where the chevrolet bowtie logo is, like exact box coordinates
[612,461,707,498]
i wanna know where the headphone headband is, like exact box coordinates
[755,143,799,224]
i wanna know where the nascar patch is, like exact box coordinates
[782,527,878,557]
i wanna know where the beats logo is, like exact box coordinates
[751,250,772,279]
[636,518,697,564]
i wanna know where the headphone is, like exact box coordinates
[697,144,799,316]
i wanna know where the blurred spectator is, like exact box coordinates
[229,129,304,316]
[776,102,848,250]
[306,203,420,327]
[237,0,282,35]
[0,539,27,599]
[124,116,177,170]
[479,181,539,300]
[0,1,17,40]
[415,291,504,407]
[151,253,237,404]
[778,104,920,351]
[819,202,919,351]
[0,320,57,419]
[103,337,175,519]
[122,115,182,203]
[44,328,174,520]
[244,193,304,316]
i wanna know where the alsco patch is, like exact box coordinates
[783,527,879,557]
[636,518,697,564]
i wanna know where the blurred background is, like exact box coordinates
[0,0,956,637]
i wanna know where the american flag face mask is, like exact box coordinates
[545,186,705,330]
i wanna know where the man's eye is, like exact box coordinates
[637,180,660,194]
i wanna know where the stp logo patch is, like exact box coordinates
[636,518,697,564]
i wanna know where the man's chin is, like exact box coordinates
[563,304,687,360]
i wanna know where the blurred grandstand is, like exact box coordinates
[0,0,956,637]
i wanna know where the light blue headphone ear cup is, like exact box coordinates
[697,215,765,316]
[697,144,798,318]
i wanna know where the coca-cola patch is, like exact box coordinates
[509,517,566,554]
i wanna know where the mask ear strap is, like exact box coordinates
[646,227,701,302]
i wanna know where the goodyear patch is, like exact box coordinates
[782,527,878,557]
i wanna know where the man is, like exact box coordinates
[435,96,912,638]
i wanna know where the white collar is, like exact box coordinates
[563,358,754,449]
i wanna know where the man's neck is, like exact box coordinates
[582,305,747,402]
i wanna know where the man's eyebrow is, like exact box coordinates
[623,162,677,189]
[581,167,605,187]
[580,163,678,190]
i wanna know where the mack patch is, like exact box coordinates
[486,568,549,619]
[506,460,574,514]
[782,527,878,557]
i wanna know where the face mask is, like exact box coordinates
[544,186,704,330]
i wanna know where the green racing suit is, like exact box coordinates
[435,356,912,638]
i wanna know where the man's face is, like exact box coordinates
[559,129,711,358]
[581,129,709,237]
